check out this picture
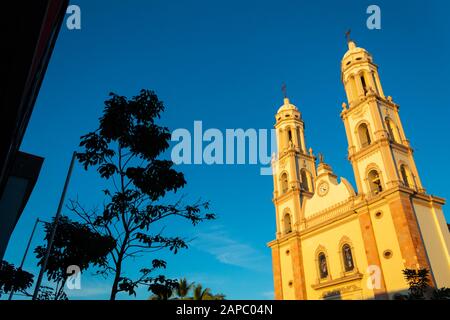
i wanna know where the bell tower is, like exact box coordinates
[340,38,424,196]
[339,37,446,279]
[272,95,316,236]
[269,94,316,300]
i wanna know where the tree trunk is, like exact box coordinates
[110,260,122,300]
[110,149,130,301]
[109,232,129,300]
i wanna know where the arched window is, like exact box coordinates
[360,75,368,95]
[300,169,310,192]
[385,118,400,143]
[287,129,293,143]
[400,164,414,188]
[318,252,328,279]
[342,244,355,272]
[368,169,383,194]
[284,213,292,234]
[358,123,371,148]
[281,173,289,194]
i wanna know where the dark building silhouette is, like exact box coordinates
[0,0,69,260]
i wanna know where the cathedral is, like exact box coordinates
[267,38,450,300]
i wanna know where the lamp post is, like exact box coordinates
[32,151,77,300]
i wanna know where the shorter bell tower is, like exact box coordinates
[269,94,316,300]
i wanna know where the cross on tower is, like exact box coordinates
[281,83,287,98]
[345,29,351,43]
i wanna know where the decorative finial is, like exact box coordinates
[318,153,324,164]
[281,83,287,99]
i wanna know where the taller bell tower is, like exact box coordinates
[339,38,450,283]
[340,38,424,196]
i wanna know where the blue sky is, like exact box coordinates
[4,0,450,299]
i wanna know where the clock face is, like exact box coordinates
[318,181,329,196]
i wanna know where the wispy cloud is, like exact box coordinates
[192,226,270,272]
[183,272,227,286]
[261,291,274,299]
[65,282,111,299]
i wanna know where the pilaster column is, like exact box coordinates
[344,78,355,104]
[374,72,385,98]
[366,71,377,94]
[407,152,425,192]
[369,100,387,140]
[392,108,408,144]
[351,161,364,194]
[299,127,307,154]
[271,246,283,300]
[288,153,300,190]
[358,211,389,300]
[290,239,307,300]
[292,125,300,151]
[342,114,355,156]
[380,143,401,188]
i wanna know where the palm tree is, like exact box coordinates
[193,284,212,300]
[211,293,226,300]
[148,278,226,300]
[402,268,430,299]
[175,278,194,299]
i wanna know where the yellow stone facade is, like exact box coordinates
[268,39,450,300]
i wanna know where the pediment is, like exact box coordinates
[303,174,355,219]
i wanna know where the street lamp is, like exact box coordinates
[8,218,47,300]
[32,151,77,300]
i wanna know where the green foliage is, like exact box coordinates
[147,275,179,300]
[35,216,116,281]
[36,286,68,301]
[175,278,194,299]
[432,287,450,300]
[34,215,115,299]
[72,89,215,300]
[0,260,34,297]
[211,293,227,300]
[149,278,225,300]
[402,268,431,299]
[401,268,450,300]
[193,283,212,300]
